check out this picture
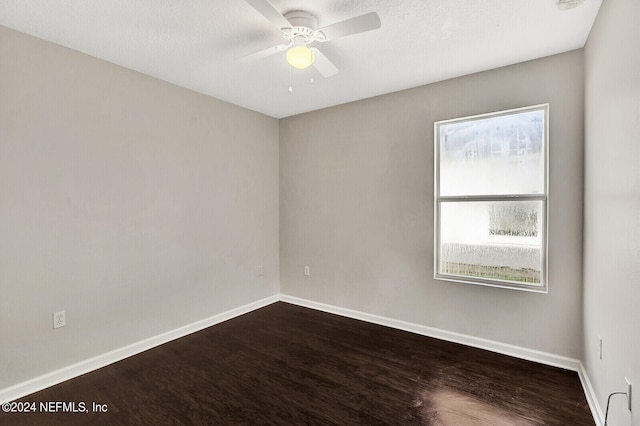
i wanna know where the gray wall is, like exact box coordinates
[0,26,280,388]
[280,50,585,358]
[583,0,640,424]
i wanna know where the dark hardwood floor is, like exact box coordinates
[2,302,594,425]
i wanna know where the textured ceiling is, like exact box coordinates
[0,0,602,118]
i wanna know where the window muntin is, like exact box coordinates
[434,105,548,292]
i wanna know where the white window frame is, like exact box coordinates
[434,104,549,292]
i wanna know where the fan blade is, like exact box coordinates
[245,0,291,29]
[240,44,288,62]
[318,11,381,41]
[311,48,338,77]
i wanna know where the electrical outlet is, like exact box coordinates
[53,310,66,329]
[304,266,310,276]
[626,377,632,411]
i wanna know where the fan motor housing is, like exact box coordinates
[282,11,318,42]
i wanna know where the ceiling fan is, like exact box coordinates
[242,0,381,77]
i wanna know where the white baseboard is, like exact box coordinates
[578,362,604,426]
[1,292,603,426]
[280,294,582,371]
[0,295,279,404]
[280,294,604,424]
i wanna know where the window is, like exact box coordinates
[434,104,548,292]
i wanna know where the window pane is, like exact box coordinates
[438,200,543,285]
[438,109,545,196]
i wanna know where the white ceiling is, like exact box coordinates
[0,0,602,118]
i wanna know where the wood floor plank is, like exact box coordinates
[1,302,594,425]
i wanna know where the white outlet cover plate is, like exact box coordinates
[53,310,66,329]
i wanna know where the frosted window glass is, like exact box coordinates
[439,201,543,285]
[439,110,545,196]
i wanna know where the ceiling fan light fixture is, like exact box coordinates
[286,45,315,69]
